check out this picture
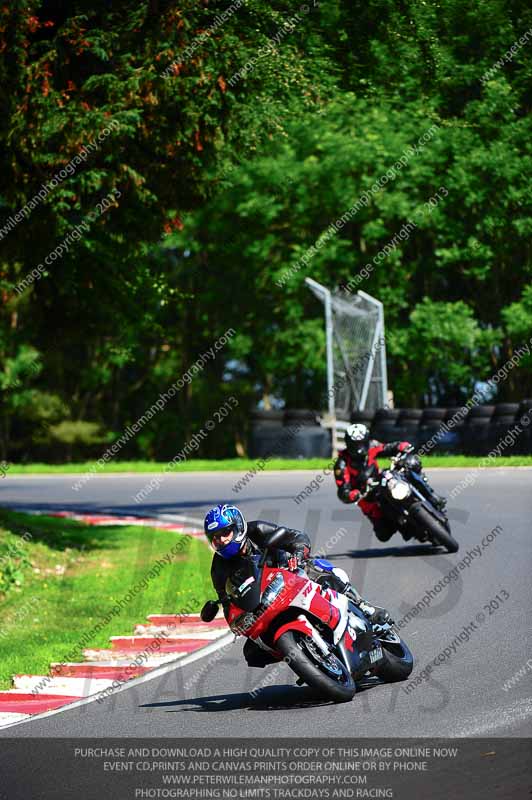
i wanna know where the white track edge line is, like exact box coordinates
[9,508,205,529]
[0,508,212,731]
[0,631,235,731]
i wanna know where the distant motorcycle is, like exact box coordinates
[201,530,413,703]
[363,451,459,553]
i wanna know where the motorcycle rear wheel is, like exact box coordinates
[277,630,356,703]
[373,633,414,682]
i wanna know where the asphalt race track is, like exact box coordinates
[1,467,531,738]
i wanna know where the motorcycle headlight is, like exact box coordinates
[390,480,411,500]
[261,573,285,608]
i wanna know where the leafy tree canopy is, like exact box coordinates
[0,0,531,459]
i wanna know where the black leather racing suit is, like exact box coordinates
[211,520,311,667]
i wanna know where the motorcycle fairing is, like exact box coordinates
[272,616,315,645]
[227,565,350,654]
[288,578,349,645]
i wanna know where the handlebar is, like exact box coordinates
[356,478,380,502]
[390,447,414,468]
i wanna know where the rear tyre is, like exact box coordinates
[411,504,459,553]
[373,632,414,682]
[277,630,356,703]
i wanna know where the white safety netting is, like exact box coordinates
[307,282,387,418]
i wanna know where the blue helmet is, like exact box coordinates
[204,504,248,559]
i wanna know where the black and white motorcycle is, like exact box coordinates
[364,451,459,553]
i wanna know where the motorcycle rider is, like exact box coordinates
[334,423,445,542]
[204,503,391,667]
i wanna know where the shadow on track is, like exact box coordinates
[141,686,329,713]
[335,544,441,559]
[140,678,383,714]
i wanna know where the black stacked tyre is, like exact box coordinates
[516,400,532,454]
[395,409,423,447]
[249,411,285,458]
[441,406,467,453]
[462,406,494,455]
[250,409,284,426]
[283,409,320,427]
[372,408,400,443]
[417,408,447,452]
[488,403,519,455]
[282,409,330,457]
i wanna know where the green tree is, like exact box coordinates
[1,0,531,459]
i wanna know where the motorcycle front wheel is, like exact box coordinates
[410,504,459,553]
[277,630,356,703]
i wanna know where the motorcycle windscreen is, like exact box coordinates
[225,555,262,612]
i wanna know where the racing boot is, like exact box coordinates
[321,568,394,628]
[400,527,414,541]
[340,578,394,627]
[420,472,447,511]
[434,494,447,511]
[426,490,446,511]
[357,600,394,627]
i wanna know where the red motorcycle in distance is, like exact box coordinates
[201,530,413,703]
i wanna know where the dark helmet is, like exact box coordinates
[345,423,370,464]
[204,503,248,559]
[403,453,422,472]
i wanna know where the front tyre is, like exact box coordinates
[411,504,459,553]
[373,631,413,682]
[277,630,356,703]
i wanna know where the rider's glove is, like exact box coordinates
[339,486,359,504]
[398,442,414,454]
[288,546,309,572]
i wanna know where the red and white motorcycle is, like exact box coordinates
[201,530,413,703]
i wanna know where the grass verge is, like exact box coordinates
[4,455,532,474]
[0,509,212,690]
